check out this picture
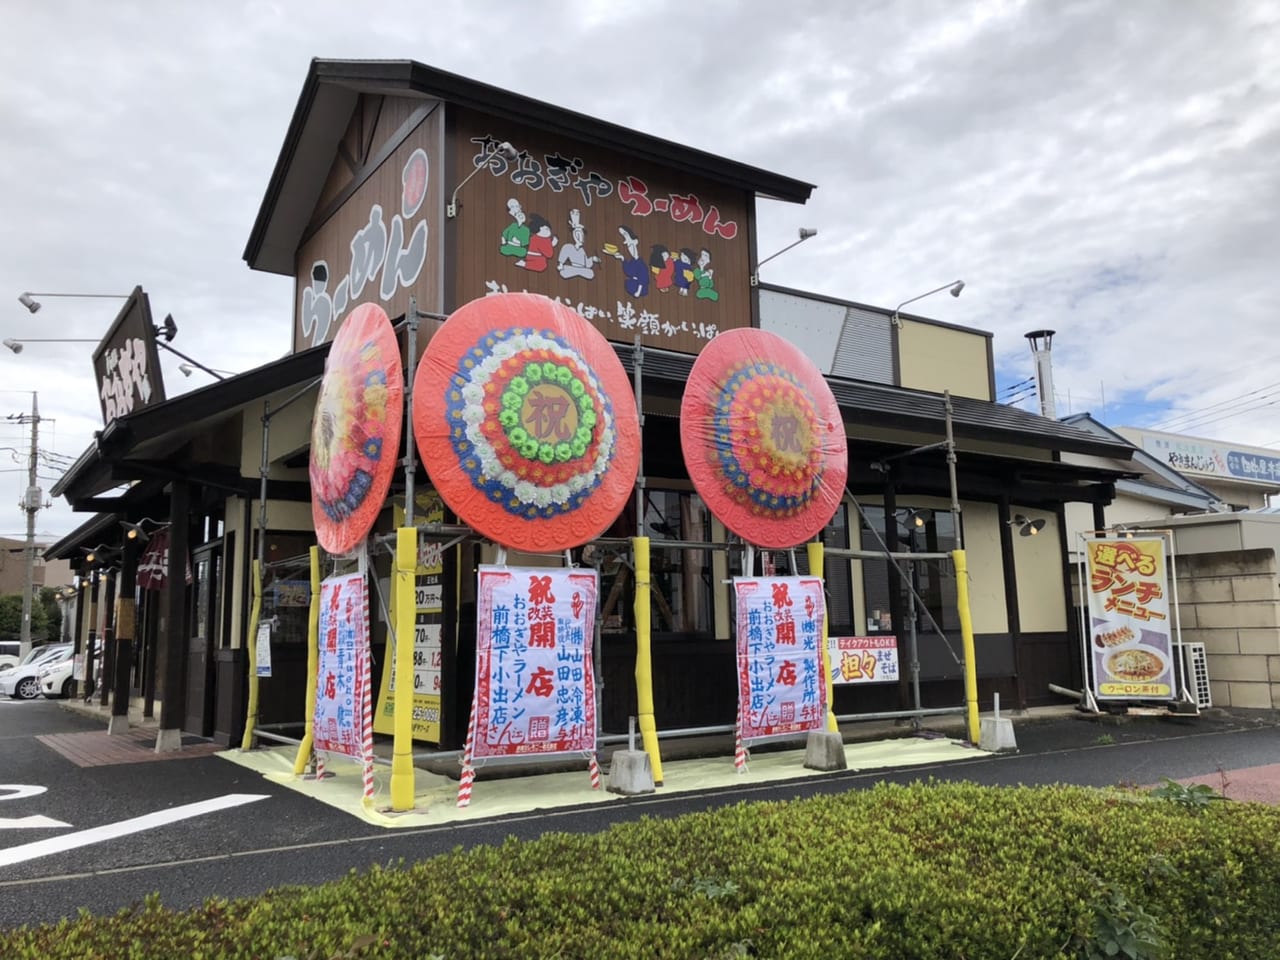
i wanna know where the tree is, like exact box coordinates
[39,587,63,641]
[0,593,50,642]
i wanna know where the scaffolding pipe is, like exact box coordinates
[403,298,420,527]
[633,535,664,784]
[952,548,981,743]
[292,546,321,774]
[807,541,838,733]
[390,527,417,810]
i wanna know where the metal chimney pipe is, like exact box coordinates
[1024,329,1057,419]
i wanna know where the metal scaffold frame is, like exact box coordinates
[240,320,983,811]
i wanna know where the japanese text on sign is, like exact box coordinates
[734,577,827,741]
[473,566,598,758]
[315,572,370,758]
[828,635,899,685]
[1085,538,1175,701]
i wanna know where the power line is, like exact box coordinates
[1150,378,1280,431]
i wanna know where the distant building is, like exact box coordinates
[0,536,73,598]
[1115,427,1280,511]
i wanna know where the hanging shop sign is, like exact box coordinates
[470,565,598,758]
[682,328,848,549]
[92,285,167,425]
[309,302,405,556]
[374,490,447,742]
[452,111,750,355]
[735,576,828,743]
[1085,537,1175,701]
[827,635,899,685]
[135,529,193,590]
[314,572,373,758]
[413,292,640,553]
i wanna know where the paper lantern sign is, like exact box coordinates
[309,303,404,556]
[681,328,847,548]
[413,293,639,553]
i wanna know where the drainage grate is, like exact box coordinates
[1183,642,1212,709]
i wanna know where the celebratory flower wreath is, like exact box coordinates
[310,303,404,555]
[681,328,847,548]
[414,293,639,552]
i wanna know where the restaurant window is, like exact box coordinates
[644,490,714,636]
[859,506,959,635]
[781,504,854,632]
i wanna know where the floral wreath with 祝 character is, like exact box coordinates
[713,360,825,517]
[446,327,618,520]
[311,340,393,524]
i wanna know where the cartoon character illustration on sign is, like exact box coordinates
[605,225,648,297]
[673,248,696,297]
[557,209,599,280]
[516,214,557,272]
[499,199,530,258]
[649,244,674,293]
[694,248,719,301]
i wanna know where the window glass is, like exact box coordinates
[859,506,958,635]
[644,491,714,635]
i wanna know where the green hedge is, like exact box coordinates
[3,781,1279,959]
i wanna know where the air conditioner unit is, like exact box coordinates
[1182,642,1211,709]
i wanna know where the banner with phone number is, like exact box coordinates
[374,492,446,742]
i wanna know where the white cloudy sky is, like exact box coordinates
[2,0,1278,541]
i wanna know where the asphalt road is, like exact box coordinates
[1,700,1278,929]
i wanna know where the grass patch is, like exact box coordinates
[2,781,1278,958]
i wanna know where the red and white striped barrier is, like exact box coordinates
[588,754,601,790]
[456,710,477,808]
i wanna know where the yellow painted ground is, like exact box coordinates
[217,736,987,829]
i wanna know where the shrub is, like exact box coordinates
[1,782,1277,959]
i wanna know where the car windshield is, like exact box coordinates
[20,645,71,666]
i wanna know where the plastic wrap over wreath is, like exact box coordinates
[681,328,848,549]
[413,293,640,553]
[309,303,405,556]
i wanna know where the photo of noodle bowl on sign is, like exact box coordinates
[1104,645,1169,684]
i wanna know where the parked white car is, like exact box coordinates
[0,643,72,700]
[39,657,76,699]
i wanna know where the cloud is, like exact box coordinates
[2,0,1279,540]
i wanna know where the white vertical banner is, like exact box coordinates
[472,566,598,759]
[735,576,828,743]
[314,572,371,759]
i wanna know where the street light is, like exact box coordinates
[750,227,818,286]
[4,337,97,354]
[890,281,965,328]
[179,362,235,378]
[447,140,519,218]
[18,292,128,314]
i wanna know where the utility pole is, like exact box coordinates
[12,393,41,657]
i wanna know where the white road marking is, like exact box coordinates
[0,785,48,801]
[0,793,269,868]
[0,815,71,829]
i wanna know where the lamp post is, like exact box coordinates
[889,280,965,327]
[749,227,818,286]
[18,292,128,314]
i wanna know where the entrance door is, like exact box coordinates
[184,544,222,736]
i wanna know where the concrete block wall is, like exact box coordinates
[1175,548,1280,709]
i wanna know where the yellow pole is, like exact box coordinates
[240,559,263,751]
[293,547,321,774]
[390,527,417,810]
[632,536,664,785]
[952,548,981,744]
[807,541,839,733]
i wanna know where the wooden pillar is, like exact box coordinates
[157,481,190,752]
[998,497,1026,709]
[98,569,117,707]
[83,572,100,700]
[70,577,88,700]
[109,536,140,734]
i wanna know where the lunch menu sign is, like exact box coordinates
[1084,537,1176,701]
